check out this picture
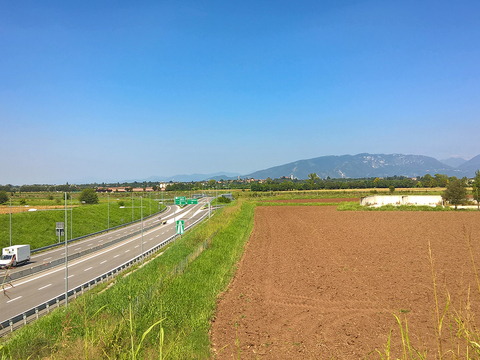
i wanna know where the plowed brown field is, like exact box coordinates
[211,205,480,359]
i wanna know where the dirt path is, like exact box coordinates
[260,198,360,203]
[0,205,68,215]
[210,206,480,359]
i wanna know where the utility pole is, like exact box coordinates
[141,196,144,265]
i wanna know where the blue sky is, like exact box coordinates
[1,0,479,184]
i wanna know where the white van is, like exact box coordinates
[0,245,31,268]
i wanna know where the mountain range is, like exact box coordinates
[141,153,480,182]
[243,153,480,180]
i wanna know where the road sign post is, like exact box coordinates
[56,222,64,243]
[176,220,184,235]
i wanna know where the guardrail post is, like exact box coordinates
[9,320,13,332]
[56,298,59,308]
[35,308,39,319]
[74,289,77,299]
[47,303,50,313]
[23,314,26,326]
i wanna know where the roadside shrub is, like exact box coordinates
[19,198,26,205]
[79,188,99,204]
[217,196,232,204]
[0,191,8,204]
[118,200,125,207]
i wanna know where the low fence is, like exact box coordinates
[0,209,213,336]
[360,195,443,207]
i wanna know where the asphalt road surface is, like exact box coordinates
[0,198,211,324]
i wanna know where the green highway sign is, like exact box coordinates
[175,196,186,205]
[176,220,185,234]
[187,199,198,205]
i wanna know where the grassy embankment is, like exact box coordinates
[0,197,165,250]
[1,199,255,359]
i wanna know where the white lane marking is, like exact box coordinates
[109,237,112,239]
[75,248,81,251]
[114,255,119,258]
[61,253,65,255]
[7,296,22,303]
[11,220,187,287]
[135,245,139,248]
[43,257,52,261]
[100,260,107,264]
[99,239,103,242]
[143,241,147,244]
[84,267,92,272]
[150,238,153,241]
[88,244,93,246]
[38,284,52,290]
[125,250,130,253]
[64,275,74,279]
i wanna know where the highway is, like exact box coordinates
[0,198,211,324]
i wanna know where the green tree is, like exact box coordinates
[308,173,319,188]
[208,179,216,188]
[79,188,99,204]
[389,185,395,193]
[442,178,467,209]
[472,170,480,210]
[0,190,8,204]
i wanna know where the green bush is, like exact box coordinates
[0,191,8,204]
[217,195,232,203]
[79,188,99,204]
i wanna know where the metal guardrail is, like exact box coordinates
[31,206,168,255]
[4,207,170,282]
[0,210,211,336]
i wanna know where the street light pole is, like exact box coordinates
[131,192,134,223]
[141,196,143,265]
[107,192,110,229]
[9,198,12,247]
[64,192,68,308]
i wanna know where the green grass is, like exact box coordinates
[0,199,254,359]
[0,197,165,250]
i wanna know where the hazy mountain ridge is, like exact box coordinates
[439,157,467,168]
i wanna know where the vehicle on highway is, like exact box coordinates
[0,245,31,268]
